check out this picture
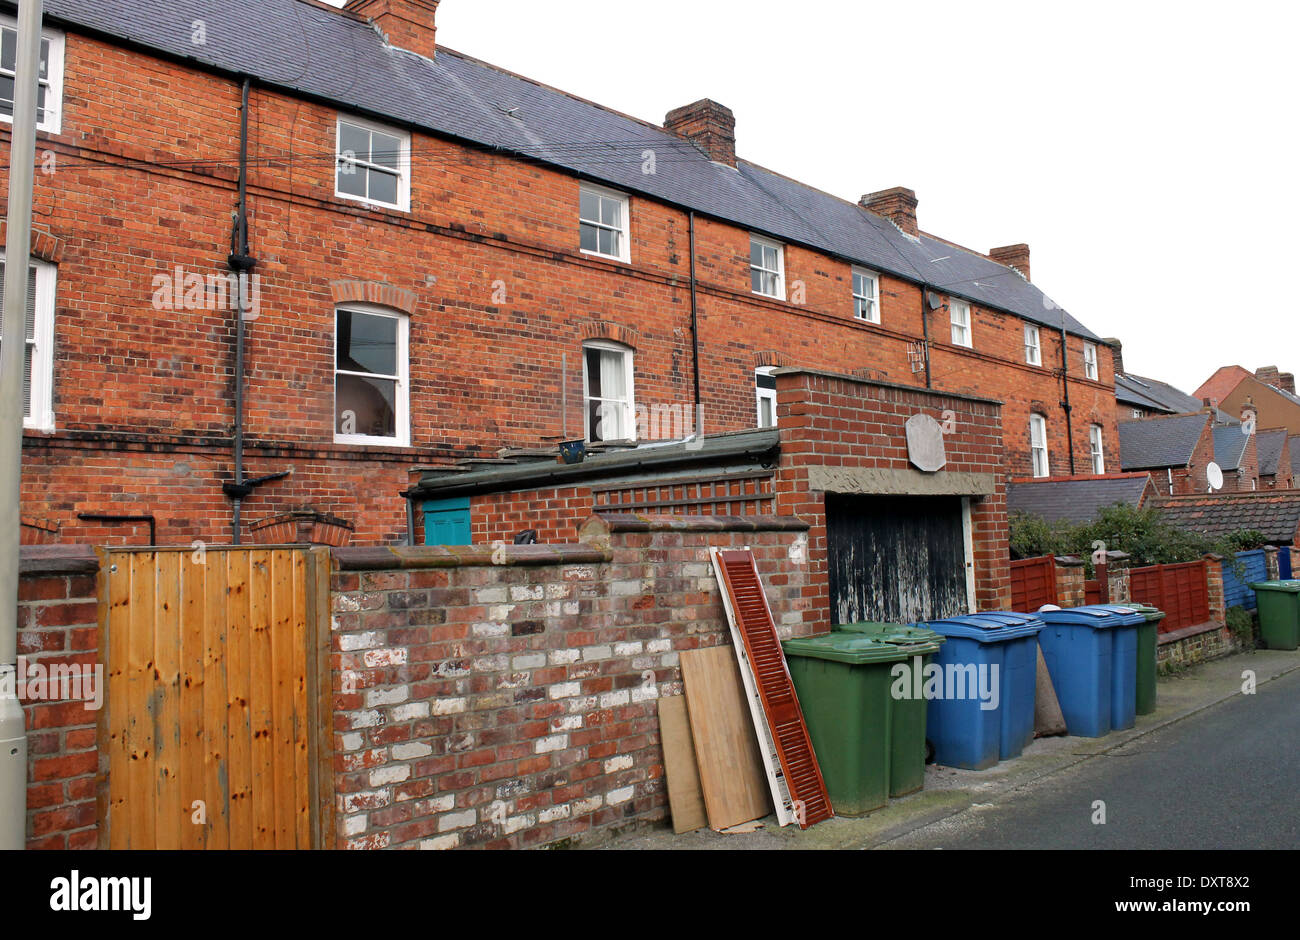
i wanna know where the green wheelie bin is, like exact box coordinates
[833,621,946,795]
[1249,581,1300,650]
[781,633,938,815]
[1123,602,1166,715]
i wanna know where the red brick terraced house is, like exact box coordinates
[9,0,1119,620]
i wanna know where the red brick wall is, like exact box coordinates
[18,27,1114,546]
[16,551,101,849]
[771,370,1009,633]
[328,514,812,849]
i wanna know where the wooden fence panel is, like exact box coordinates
[1129,560,1210,633]
[1009,556,1057,611]
[99,546,329,849]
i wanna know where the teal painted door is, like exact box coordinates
[423,497,471,545]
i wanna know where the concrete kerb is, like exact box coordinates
[595,648,1300,851]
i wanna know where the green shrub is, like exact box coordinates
[1225,605,1256,649]
[1010,503,1266,578]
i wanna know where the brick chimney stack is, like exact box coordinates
[1255,365,1296,395]
[345,0,439,60]
[860,187,919,237]
[1103,337,1124,375]
[989,243,1031,281]
[664,100,737,167]
[1241,396,1258,428]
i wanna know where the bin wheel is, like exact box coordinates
[925,739,935,765]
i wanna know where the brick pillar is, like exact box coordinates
[1264,545,1279,580]
[1054,555,1085,607]
[1106,551,1131,603]
[1204,553,1226,624]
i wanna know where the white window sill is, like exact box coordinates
[335,434,410,448]
[334,190,408,213]
[580,248,629,264]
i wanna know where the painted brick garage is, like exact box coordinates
[17,0,1115,548]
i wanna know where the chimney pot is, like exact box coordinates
[664,99,736,167]
[345,0,440,60]
[989,243,1031,282]
[860,187,919,238]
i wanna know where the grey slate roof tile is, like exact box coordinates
[1118,413,1210,470]
[1212,425,1250,471]
[45,0,1101,339]
[1007,475,1152,525]
[1256,429,1288,477]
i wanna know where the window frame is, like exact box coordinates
[334,113,412,212]
[1024,324,1042,366]
[755,366,777,428]
[332,303,410,447]
[0,16,64,135]
[578,182,631,263]
[950,299,972,347]
[1083,341,1099,380]
[0,254,56,432]
[749,234,785,300]
[1030,413,1050,478]
[851,267,880,323]
[1090,424,1105,474]
[582,339,635,443]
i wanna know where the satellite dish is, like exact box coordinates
[1207,462,1224,492]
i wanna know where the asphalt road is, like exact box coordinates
[884,667,1300,850]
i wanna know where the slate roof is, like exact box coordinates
[1118,414,1210,470]
[1212,425,1251,472]
[1291,437,1300,479]
[1256,429,1288,477]
[43,0,1101,339]
[1007,474,1152,525]
[1114,372,1212,416]
[1159,494,1300,545]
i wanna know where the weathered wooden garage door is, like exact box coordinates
[826,494,970,625]
[97,546,333,849]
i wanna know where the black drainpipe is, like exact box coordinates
[77,513,156,546]
[921,291,933,389]
[1060,325,1076,474]
[688,210,702,435]
[228,77,256,543]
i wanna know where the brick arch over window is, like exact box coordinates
[0,224,63,263]
[579,319,638,350]
[330,279,418,314]
[754,349,785,368]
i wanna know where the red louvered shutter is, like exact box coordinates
[714,549,833,828]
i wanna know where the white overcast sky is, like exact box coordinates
[329,0,1299,394]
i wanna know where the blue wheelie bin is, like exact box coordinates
[1036,605,1142,737]
[1084,604,1146,731]
[915,612,1046,769]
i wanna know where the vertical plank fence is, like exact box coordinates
[1009,555,1057,611]
[97,546,333,849]
[1128,560,1211,633]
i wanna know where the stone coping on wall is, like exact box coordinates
[1157,619,1226,646]
[17,545,99,576]
[331,543,612,571]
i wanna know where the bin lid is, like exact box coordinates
[1036,605,1138,628]
[1075,603,1147,625]
[834,621,948,645]
[1118,601,1167,622]
[914,612,1045,643]
[782,633,938,664]
[1249,580,1300,593]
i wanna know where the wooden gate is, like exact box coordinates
[825,494,969,625]
[97,546,333,849]
[1009,556,1057,611]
